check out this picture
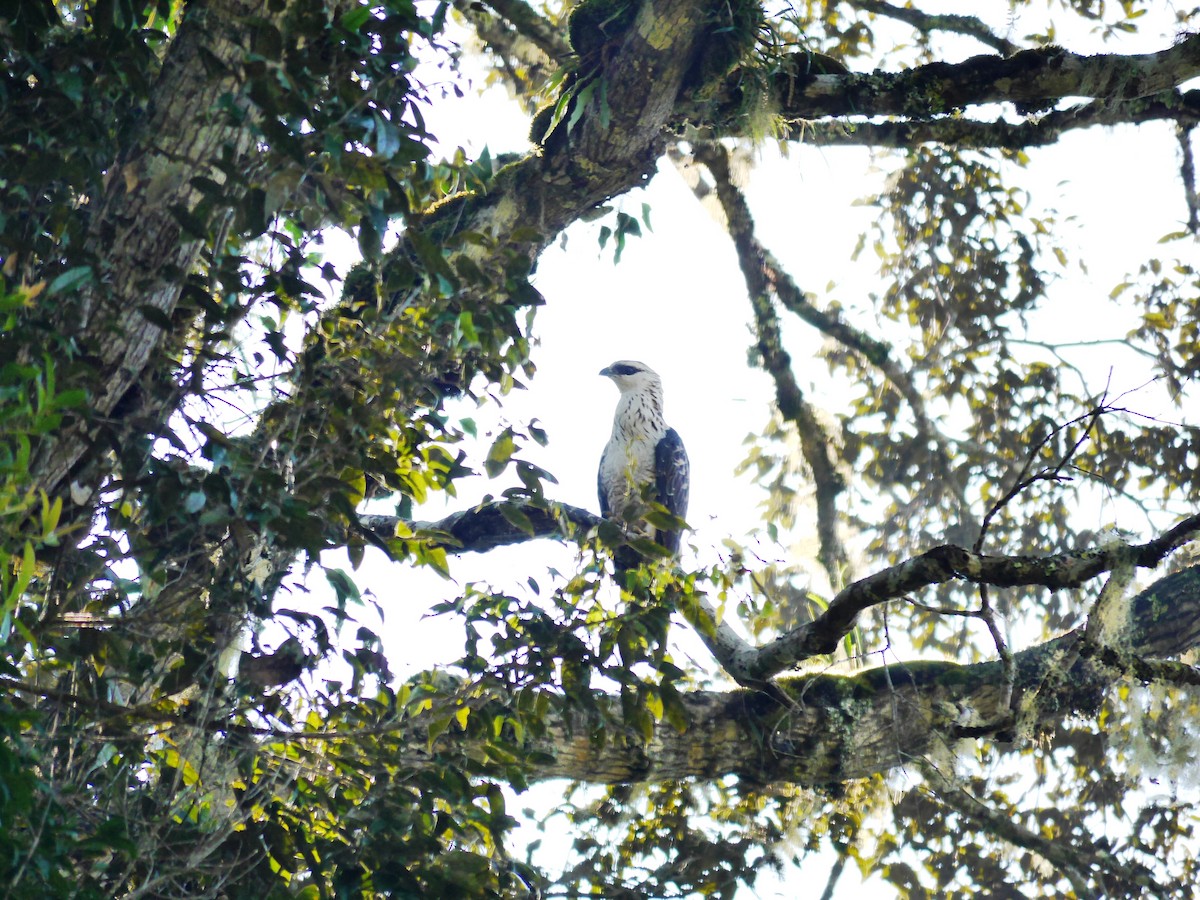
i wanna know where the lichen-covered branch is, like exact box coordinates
[770,38,1200,120]
[400,566,1200,785]
[774,90,1200,148]
[16,565,1200,789]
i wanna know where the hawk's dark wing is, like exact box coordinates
[597,444,613,518]
[653,427,689,553]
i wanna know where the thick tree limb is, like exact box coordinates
[363,499,1200,685]
[771,38,1200,120]
[365,0,722,313]
[777,90,1200,148]
[452,0,565,100]
[402,565,1200,785]
[19,564,1200,788]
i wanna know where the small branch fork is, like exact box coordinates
[1179,122,1200,234]
[961,396,1112,727]
[974,400,1110,553]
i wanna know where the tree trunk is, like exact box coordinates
[33,0,280,501]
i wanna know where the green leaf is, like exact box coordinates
[340,4,372,31]
[9,541,35,605]
[49,388,87,410]
[644,689,663,722]
[627,536,670,559]
[458,310,479,346]
[498,502,535,535]
[325,567,361,606]
[567,78,597,133]
[484,428,517,478]
[643,508,683,531]
[48,266,93,295]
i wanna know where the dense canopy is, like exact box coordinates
[3,0,1200,897]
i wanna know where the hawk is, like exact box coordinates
[597,361,690,565]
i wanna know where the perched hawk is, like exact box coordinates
[597,361,690,563]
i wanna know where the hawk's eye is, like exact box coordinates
[613,364,639,376]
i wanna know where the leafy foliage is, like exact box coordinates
[3,0,1200,898]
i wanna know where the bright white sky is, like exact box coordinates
[293,4,1200,896]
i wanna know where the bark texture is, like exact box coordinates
[769,38,1200,119]
[34,0,282,501]
[407,566,1200,785]
[27,0,1200,794]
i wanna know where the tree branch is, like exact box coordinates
[1179,121,1200,233]
[400,565,1200,785]
[18,565,1200,788]
[362,498,1200,685]
[480,0,571,64]
[770,89,1200,149]
[852,0,1019,55]
[687,142,850,586]
[451,0,566,102]
[361,501,602,553]
[771,38,1200,120]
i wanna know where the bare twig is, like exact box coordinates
[977,584,1015,721]
[974,400,1110,552]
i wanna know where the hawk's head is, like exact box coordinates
[600,360,660,393]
